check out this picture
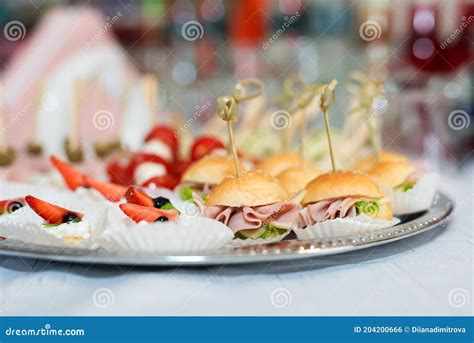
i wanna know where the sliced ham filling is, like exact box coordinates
[193,193,298,233]
[297,197,359,228]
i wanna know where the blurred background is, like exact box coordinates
[0,0,472,170]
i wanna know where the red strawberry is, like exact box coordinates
[106,159,133,186]
[119,203,178,223]
[0,198,25,215]
[125,187,154,207]
[190,135,225,161]
[172,160,192,177]
[25,195,83,225]
[141,174,180,189]
[50,155,85,190]
[145,125,179,160]
[84,176,127,202]
[126,153,171,181]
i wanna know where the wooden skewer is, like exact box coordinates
[26,83,44,156]
[65,79,84,163]
[319,80,338,172]
[143,74,158,126]
[0,80,15,166]
[217,96,240,177]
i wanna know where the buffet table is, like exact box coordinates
[0,164,472,316]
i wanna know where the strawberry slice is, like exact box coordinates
[125,187,154,207]
[50,155,85,190]
[119,203,178,223]
[190,135,225,161]
[141,174,180,189]
[25,195,83,225]
[0,198,25,215]
[84,176,127,202]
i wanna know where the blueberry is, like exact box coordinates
[155,216,169,222]
[63,213,79,223]
[8,201,24,212]
[153,196,169,208]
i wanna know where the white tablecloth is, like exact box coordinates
[1,165,472,316]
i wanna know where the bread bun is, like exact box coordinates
[182,155,241,185]
[302,170,384,205]
[368,161,414,188]
[377,202,393,220]
[205,170,289,207]
[353,151,408,172]
[255,153,300,176]
[276,166,320,197]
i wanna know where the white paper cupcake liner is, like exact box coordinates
[227,230,291,247]
[98,214,233,253]
[293,216,400,240]
[383,173,439,215]
[0,182,108,248]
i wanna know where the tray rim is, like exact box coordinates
[0,192,453,266]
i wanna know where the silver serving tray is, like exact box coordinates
[0,193,452,266]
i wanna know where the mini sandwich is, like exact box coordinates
[297,170,393,228]
[194,171,298,240]
[353,150,408,173]
[276,166,320,198]
[367,161,437,215]
[178,155,243,200]
[368,161,415,192]
[255,153,300,177]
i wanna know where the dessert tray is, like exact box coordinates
[0,192,452,266]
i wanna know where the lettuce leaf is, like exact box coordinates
[179,187,208,203]
[355,200,380,217]
[234,224,287,240]
[395,182,414,192]
[179,187,195,201]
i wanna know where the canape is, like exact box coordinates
[294,170,399,239]
[178,155,243,201]
[368,161,438,215]
[195,171,298,242]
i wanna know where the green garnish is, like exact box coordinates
[179,187,196,201]
[396,182,414,192]
[234,224,287,240]
[179,186,208,203]
[43,217,81,228]
[355,200,381,217]
[161,203,176,210]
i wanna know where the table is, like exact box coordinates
[0,165,472,316]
